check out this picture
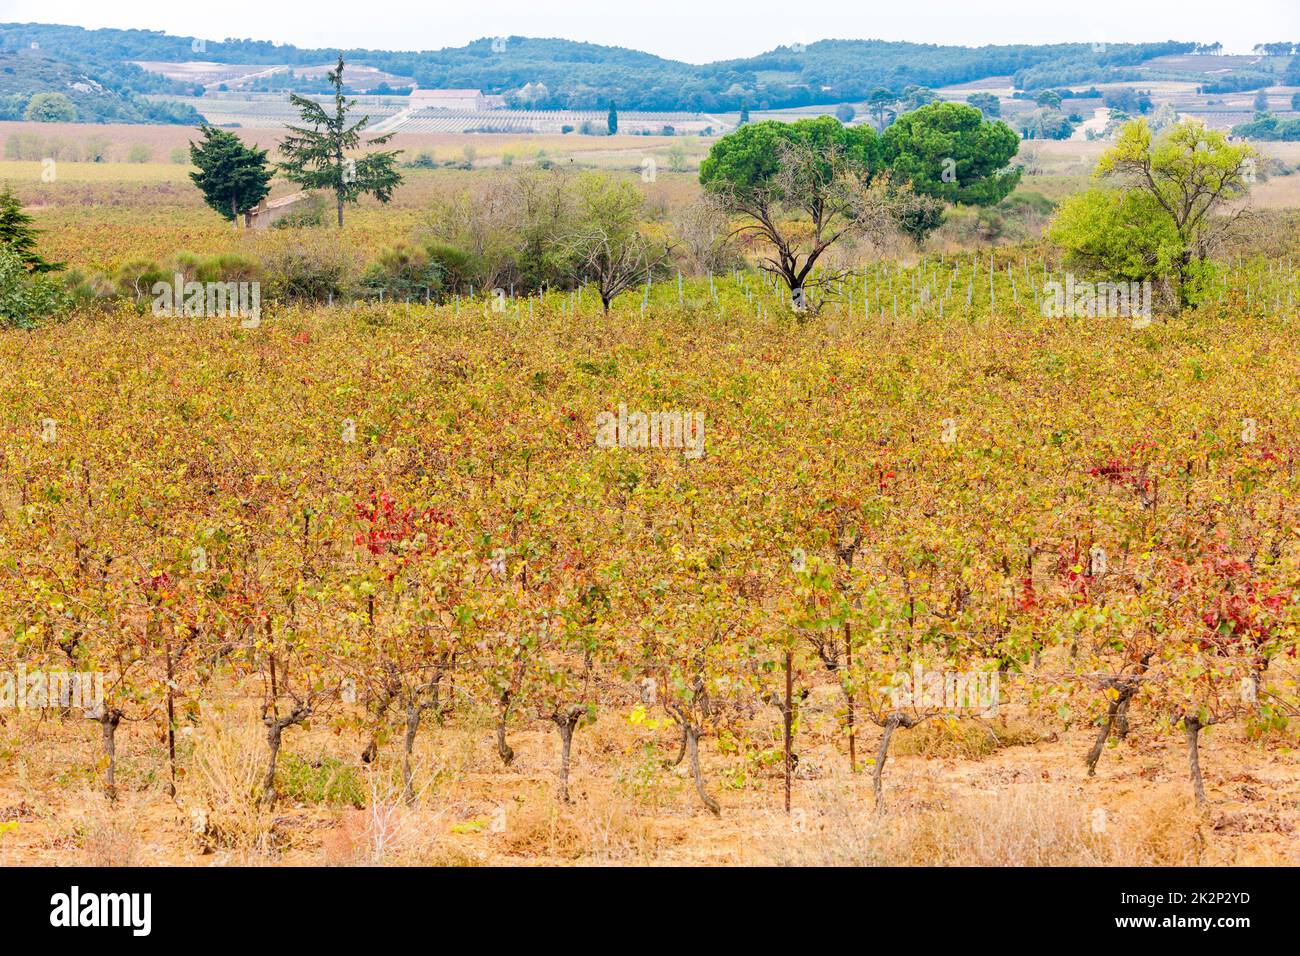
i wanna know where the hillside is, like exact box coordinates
[0,48,201,124]
[1,22,1199,113]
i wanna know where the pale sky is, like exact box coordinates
[2,0,1296,63]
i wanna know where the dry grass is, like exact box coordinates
[891,717,1046,759]
[768,783,1207,866]
[0,697,1296,866]
[184,704,276,855]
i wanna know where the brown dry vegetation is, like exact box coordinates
[1,689,1296,866]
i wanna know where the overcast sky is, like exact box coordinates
[3,0,1297,63]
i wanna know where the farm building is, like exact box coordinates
[245,191,311,229]
[409,89,489,110]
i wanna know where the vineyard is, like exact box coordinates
[3,244,1300,865]
[156,95,721,135]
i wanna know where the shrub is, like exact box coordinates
[405,151,439,169]
[0,246,71,329]
[260,241,356,304]
[421,241,474,294]
[171,251,262,284]
[359,243,444,302]
[113,258,168,306]
[1048,187,1182,283]
[24,92,77,123]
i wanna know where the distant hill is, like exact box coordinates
[0,48,203,123]
[0,22,1204,115]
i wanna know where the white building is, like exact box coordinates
[409,88,488,110]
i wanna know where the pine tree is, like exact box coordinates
[0,184,61,272]
[188,125,273,227]
[278,54,403,228]
[607,101,619,136]
[738,104,750,126]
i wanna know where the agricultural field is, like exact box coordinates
[2,134,1300,871]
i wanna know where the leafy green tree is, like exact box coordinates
[738,104,750,125]
[278,54,403,228]
[1050,119,1256,307]
[1103,88,1153,114]
[867,88,896,130]
[883,102,1022,241]
[188,125,274,227]
[1019,108,1075,140]
[899,85,937,110]
[1292,92,1300,112]
[607,101,619,135]
[1253,90,1269,112]
[0,184,62,272]
[966,92,1000,117]
[1035,90,1063,109]
[835,104,856,123]
[24,92,76,123]
[700,117,892,307]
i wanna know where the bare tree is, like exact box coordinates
[673,196,739,275]
[566,173,672,314]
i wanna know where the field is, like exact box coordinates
[3,129,1300,868]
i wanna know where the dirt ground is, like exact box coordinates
[1,691,1295,867]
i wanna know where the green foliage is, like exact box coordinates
[1012,41,1195,90]
[1050,119,1257,306]
[172,250,262,284]
[188,125,274,224]
[113,258,170,306]
[277,754,365,807]
[941,190,1056,245]
[607,101,619,135]
[1035,90,1062,110]
[883,102,1022,209]
[0,245,70,329]
[566,172,668,311]
[1231,113,1300,141]
[24,91,76,123]
[404,151,438,169]
[1017,108,1075,140]
[1048,187,1183,281]
[359,244,443,301]
[1102,88,1153,114]
[893,197,947,245]
[278,55,403,228]
[421,241,475,294]
[0,184,62,272]
[0,24,1198,113]
[260,242,356,303]
[1200,72,1274,94]
[0,49,200,125]
[966,92,1000,117]
[699,116,881,201]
